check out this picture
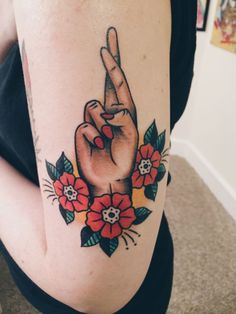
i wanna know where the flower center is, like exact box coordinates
[138,158,152,175]
[102,206,120,224]
[63,185,78,201]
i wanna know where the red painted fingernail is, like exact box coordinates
[102,125,114,139]
[94,136,104,149]
[101,113,114,120]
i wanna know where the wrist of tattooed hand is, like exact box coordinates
[89,179,132,197]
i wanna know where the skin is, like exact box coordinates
[0,1,171,313]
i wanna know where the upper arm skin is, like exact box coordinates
[10,1,171,313]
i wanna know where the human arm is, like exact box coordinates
[5,1,171,312]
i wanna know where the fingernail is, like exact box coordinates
[101,113,114,120]
[102,125,114,139]
[94,136,104,149]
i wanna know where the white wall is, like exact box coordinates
[171,0,236,219]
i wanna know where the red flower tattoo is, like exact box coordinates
[132,143,161,188]
[86,193,136,239]
[53,172,89,212]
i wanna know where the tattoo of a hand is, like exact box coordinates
[44,27,168,257]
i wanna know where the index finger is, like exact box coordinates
[101,47,136,124]
[107,27,121,66]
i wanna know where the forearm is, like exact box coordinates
[12,1,171,313]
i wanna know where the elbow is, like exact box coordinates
[68,282,133,314]
[44,253,143,313]
[76,298,126,314]
[46,269,137,314]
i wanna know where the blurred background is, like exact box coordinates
[171,0,236,221]
[168,1,236,312]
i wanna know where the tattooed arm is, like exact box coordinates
[6,1,171,312]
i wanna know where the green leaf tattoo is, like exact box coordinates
[56,152,74,175]
[144,120,158,147]
[156,163,166,182]
[144,181,158,201]
[59,205,75,225]
[81,226,102,247]
[99,237,119,257]
[133,207,152,225]
[155,130,166,153]
[45,161,60,181]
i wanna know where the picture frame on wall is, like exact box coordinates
[211,0,236,54]
[197,0,211,31]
